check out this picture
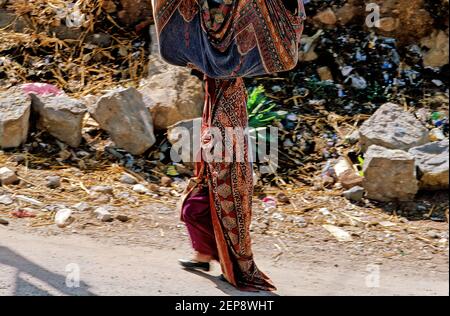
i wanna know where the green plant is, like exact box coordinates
[247,86,287,128]
[357,155,365,177]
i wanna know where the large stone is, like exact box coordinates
[363,145,419,202]
[30,94,86,147]
[359,103,429,151]
[139,68,204,130]
[167,118,202,165]
[420,30,449,68]
[89,87,156,155]
[409,139,449,190]
[335,3,358,25]
[0,90,31,149]
[314,8,337,25]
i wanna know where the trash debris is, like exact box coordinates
[262,196,277,212]
[334,157,364,189]
[12,209,36,218]
[322,224,353,242]
[21,83,62,97]
[15,195,43,207]
[429,128,446,142]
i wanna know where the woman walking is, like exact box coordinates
[152,0,306,291]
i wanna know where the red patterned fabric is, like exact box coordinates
[180,77,276,291]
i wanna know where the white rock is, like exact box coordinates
[133,184,150,194]
[0,167,19,185]
[73,202,92,212]
[94,207,113,222]
[55,208,74,228]
[0,195,13,205]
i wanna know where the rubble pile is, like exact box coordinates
[244,0,449,186]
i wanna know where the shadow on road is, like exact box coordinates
[184,269,280,297]
[0,246,95,296]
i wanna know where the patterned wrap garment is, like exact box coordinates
[152,0,306,291]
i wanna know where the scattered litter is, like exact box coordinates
[323,224,353,242]
[12,209,37,218]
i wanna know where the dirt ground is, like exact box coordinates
[0,155,449,296]
[0,222,448,296]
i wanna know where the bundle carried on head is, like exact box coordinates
[153,0,307,79]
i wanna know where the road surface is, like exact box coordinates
[0,228,448,296]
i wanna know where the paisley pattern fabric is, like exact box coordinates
[181,77,276,291]
[153,0,306,78]
[154,0,305,291]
